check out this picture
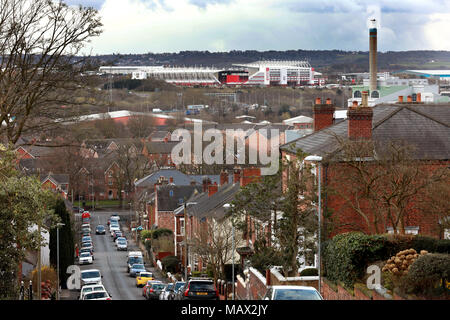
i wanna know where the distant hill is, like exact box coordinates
[92,50,450,73]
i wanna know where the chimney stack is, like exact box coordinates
[240,167,262,187]
[208,182,218,197]
[220,170,229,186]
[233,168,241,184]
[347,91,373,140]
[369,19,378,92]
[313,97,335,131]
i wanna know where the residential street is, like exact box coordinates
[63,209,166,300]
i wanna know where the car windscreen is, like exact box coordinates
[129,257,143,265]
[118,240,127,245]
[273,289,322,300]
[97,226,105,230]
[80,253,90,257]
[82,287,93,293]
[82,271,100,279]
[174,282,185,290]
[151,284,166,290]
[132,264,144,269]
[166,284,174,291]
[140,273,152,278]
[189,282,215,291]
[85,292,107,299]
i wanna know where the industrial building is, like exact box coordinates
[98,60,323,87]
[347,19,450,107]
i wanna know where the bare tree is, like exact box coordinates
[190,216,245,281]
[326,137,449,235]
[0,0,102,145]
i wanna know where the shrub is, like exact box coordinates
[300,268,318,276]
[152,228,173,239]
[322,232,450,287]
[322,232,386,287]
[405,253,450,296]
[161,255,180,273]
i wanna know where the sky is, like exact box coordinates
[65,0,450,54]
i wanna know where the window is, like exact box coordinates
[353,90,361,98]
[387,226,419,235]
[179,218,185,235]
[371,90,379,98]
[444,229,450,240]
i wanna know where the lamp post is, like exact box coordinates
[223,203,235,300]
[304,155,323,295]
[56,222,65,300]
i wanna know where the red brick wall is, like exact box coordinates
[157,211,174,231]
[313,104,335,131]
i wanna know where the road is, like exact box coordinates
[77,210,165,300]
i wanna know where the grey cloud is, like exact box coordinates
[64,0,106,10]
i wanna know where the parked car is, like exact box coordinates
[177,278,219,300]
[145,282,167,300]
[263,286,323,300]
[81,241,93,252]
[81,236,91,243]
[136,271,154,287]
[159,283,174,300]
[142,280,162,297]
[116,238,128,251]
[81,231,90,237]
[95,225,106,235]
[129,264,146,277]
[82,291,111,300]
[80,248,94,260]
[110,226,120,236]
[169,281,185,300]
[127,254,144,273]
[79,284,107,300]
[80,269,102,287]
[78,252,93,265]
[112,231,123,241]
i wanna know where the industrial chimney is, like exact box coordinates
[369,19,378,92]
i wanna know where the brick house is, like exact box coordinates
[280,96,450,239]
[40,173,70,199]
[142,141,179,167]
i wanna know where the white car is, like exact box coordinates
[79,284,107,300]
[79,252,93,265]
[80,269,102,287]
[82,290,112,300]
[263,286,323,300]
[110,226,120,236]
[116,238,128,251]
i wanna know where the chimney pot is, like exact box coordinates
[417,92,421,102]
[326,98,332,105]
[407,95,412,103]
[315,97,322,105]
[352,100,358,107]
[398,96,404,103]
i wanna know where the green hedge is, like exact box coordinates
[300,268,318,277]
[322,232,450,287]
[406,253,450,296]
[161,255,180,273]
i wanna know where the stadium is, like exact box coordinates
[98,60,323,87]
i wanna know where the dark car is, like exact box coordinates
[113,231,123,241]
[145,282,167,300]
[169,281,185,300]
[96,225,106,235]
[127,256,144,273]
[177,278,219,300]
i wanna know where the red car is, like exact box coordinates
[142,280,162,298]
